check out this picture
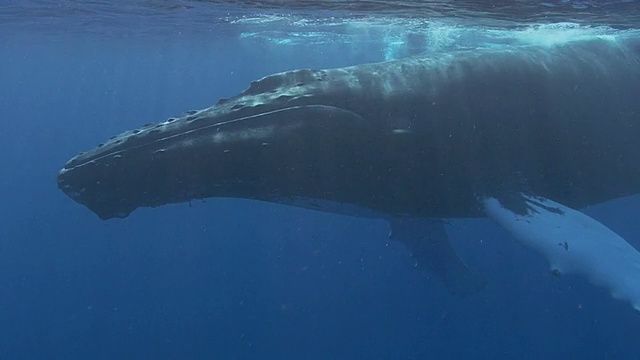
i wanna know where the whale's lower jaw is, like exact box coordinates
[55,105,392,220]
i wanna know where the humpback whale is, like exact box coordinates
[58,37,640,310]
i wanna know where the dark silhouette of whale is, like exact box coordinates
[57,37,640,311]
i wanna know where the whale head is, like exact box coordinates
[57,102,374,220]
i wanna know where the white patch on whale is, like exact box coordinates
[484,194,640,312]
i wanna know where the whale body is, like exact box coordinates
[57,38,640,311]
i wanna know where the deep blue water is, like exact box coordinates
[2,1,640,359]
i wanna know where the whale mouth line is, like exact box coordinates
[62,105,337,171]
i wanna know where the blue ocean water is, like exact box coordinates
[2,1,640,359]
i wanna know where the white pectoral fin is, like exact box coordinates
[484,193,640,312]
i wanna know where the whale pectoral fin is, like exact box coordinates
[484,193,640,312]
[390,218,486,296]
